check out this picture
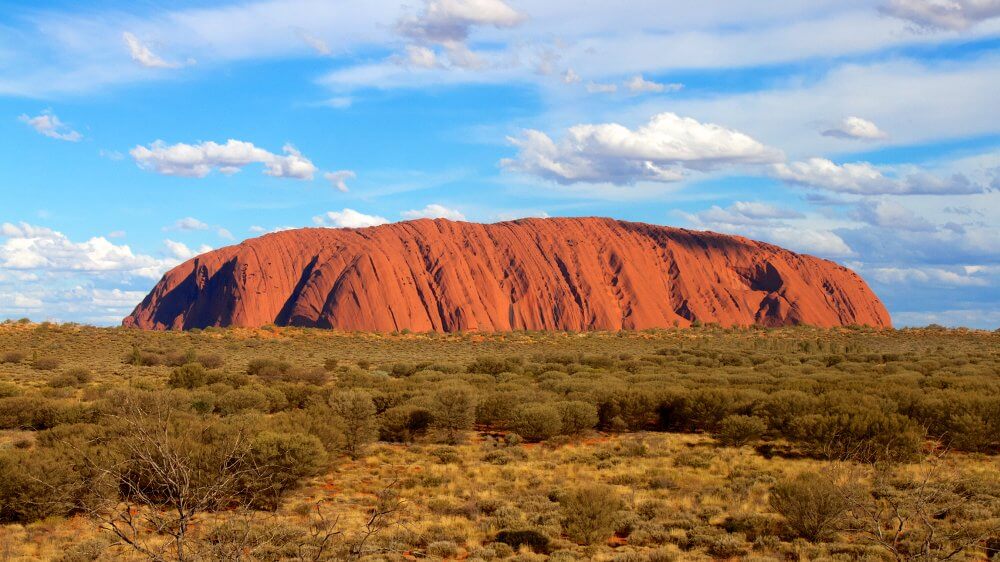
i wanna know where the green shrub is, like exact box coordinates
[189,390,217,414]
[476,392,519,428]
[673,449,713,469]
[0,445,95,523]
[238,431,327,510]
[380,405,432,442]
[273,405,346,454]
[714,415,766,447]
[124,346,163,366]
[429,386,476,444]
[752,390,817,431]
[1,351,26,364]
[561,484,623,545]
[55,536,114,562]
[942,410,999,452]
[0,396,89,430]
[329,390,377,458]
[789,411,923,462]
[597,389,658,430]
[677,388,748,431]
[769,472,848,542]
[196,353,225,369]
[495,529,550,554]
[217,388,270,415]
[389,362,420,377]
[31,356,61,371]
[467,356,523,376]
[511,403,563,442]
[426,540,459,557]
[67,367,93,383]
[707,533,749,558]
[49,367,91,388]
[0,382,21,398]
[246,358,292,378]
[721,513,782,541]
[168,363,209,389]
[164,349,197,367]
[556,401,598,435]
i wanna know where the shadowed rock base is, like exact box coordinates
[123,217,891,331]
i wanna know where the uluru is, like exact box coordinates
[123,217,891,331]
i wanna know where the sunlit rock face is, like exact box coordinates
[124,217,891,331]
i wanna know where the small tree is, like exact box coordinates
[82,395,262,562]
[769,471,848,542]
[330,390,378,459]
[429,386,476,445]
[560,484,622,545]
[556,401,598,436]
[844,451,1000,561]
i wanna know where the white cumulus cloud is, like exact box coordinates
[502,112,782,185]
[401,204,466,221]
[313,209,389,229]
[18,111,82,142]
[397,0,525,44]
[130,139,317,179]
[163,239,212,260]
[822,116,889,140]
[750,227,855,257]
[0,222,175,279]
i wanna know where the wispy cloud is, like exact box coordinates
[881,0,1000,30]
[324,170,356,192]
[396,0,526,69]
[771,158,987,195]
[295,29,332,55]
[122,32,187,69]
[18,111,82,142]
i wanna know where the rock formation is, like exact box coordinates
[123,217,891,331]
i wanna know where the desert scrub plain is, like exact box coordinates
[0,320,997,561]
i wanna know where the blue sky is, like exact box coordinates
[0,0,997,328]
